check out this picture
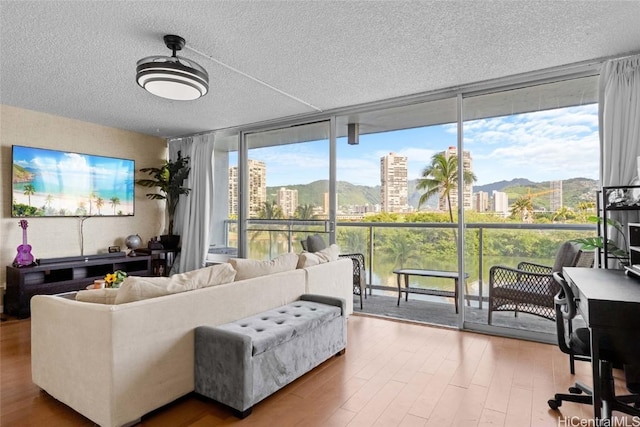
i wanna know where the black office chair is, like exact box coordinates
[547,272,593,410]
[548,272,640,417]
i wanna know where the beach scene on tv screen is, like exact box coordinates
[12,146,134,217]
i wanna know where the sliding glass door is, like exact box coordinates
[241,122,331,259]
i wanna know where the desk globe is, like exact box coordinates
[125,234,142,256]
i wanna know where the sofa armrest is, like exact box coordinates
[31,295,116,426]
[304,258,353,316]
[300,294,346,315]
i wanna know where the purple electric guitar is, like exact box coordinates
[14,220,35,267]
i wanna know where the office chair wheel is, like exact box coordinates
[548,399,561,410]
[568,386,583,394]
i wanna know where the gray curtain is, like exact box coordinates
[168,134,215,272]
[599,55,640,253]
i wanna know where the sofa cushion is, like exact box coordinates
[114,263,237,304]
[229,252,299,281]
[297,244,341,268]
[75,288,119,304]
[214,300,342,356]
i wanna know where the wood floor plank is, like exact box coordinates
[3,314,632,426]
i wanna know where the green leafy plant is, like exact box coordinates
[571,215,629,265]
[136,151,191,236]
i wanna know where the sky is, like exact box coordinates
[232,103,599,188]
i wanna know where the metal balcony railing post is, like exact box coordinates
[368,225,374,296]
[478,227,484,309]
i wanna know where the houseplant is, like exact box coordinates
[136,151,191,248]
[572,215,629,267]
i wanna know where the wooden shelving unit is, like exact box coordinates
[5,254,151,318]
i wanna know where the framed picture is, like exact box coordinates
[604,186,640,209]
[152,259,167,277]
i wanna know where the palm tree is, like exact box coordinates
[552,206,573,223]
[576,201,595,222]
[294,203,315,220]
[88,191,97,216]
[416,152,476,222]
[257,200,285,258]
[382,232,420,269]
[23,184,35,207]
[510,196,534,222]
[109,196,120,215]
[96,197,104,215]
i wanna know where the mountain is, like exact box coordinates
[474,178,537,194]
[267,180,380,208]
[266,177,599,211]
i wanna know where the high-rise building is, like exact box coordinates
[550,180,563,211]
[474,191,490,212]
[278,187,298,218]
[492,191,509,217]
[438,147,473,211]
[380,152,408,213]
[228,159,267,217]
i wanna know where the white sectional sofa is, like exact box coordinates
[30,253,352,427]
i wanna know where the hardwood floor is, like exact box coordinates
[0,314,634,426]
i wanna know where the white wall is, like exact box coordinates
[1,105,167,310]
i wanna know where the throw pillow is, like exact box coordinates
[306,234,327,252]
[115,276,173,304]
[114,263,238,304]
[75,288,119,304]
[166,263,237,291]
[297,244,341,268]
[229,252,299,281]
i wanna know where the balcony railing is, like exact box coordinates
[223,219,596,308]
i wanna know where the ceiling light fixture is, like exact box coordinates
[136,34,209,101]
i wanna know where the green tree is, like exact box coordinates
[294,203,315,220]
[552,206,574,223]
[109,196,120,215]
[510,196,533,222]
[257,200,285,258]
[88,191,97,215]
[416,153,476,223]
[96,197,104,215]
[23,184,35,207]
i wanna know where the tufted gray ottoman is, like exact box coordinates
[194,294,346,418]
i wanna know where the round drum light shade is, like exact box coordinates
[136,35,209,101]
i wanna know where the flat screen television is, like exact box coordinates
[12,145,135,217]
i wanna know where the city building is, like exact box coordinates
[492,191,510,217]
[229,159,267,217]
[550,180,563,211]
[380,152,408,213]
[474,191,490,212]
[439,147,474,211]
[277,187,298,218]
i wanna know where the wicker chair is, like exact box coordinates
[301,235,366,309]
[337,253,366,309]
[488,242,594,325]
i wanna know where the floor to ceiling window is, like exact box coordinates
[335,98,464,327]
[221,66,602,341]
[207,133,239,263]
[461,75,599,337]
[243,122,330,260]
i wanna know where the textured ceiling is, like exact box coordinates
[1,1,640,139]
